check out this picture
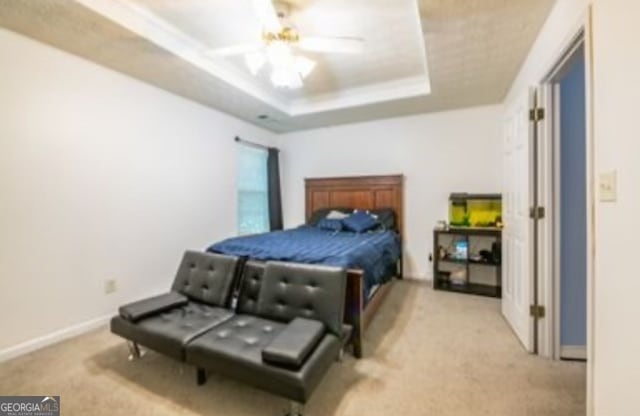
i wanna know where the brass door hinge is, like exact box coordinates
[529,107,545,122]
[530,304,546,319]
[529,206,546,220]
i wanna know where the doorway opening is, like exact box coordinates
[554,43,588,360]
[539,34,589,361]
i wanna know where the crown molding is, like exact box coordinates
[289,75,431,116]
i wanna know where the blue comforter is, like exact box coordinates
[207,226,401,297]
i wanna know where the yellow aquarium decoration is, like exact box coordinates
[449,193,502,228]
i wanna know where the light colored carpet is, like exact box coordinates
[0,281,586,415]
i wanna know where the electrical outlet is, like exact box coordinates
[104,279,117,294]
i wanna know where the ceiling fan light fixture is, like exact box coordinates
[266,41,294,69]
[242,45,312,88]
[208,0,365,90]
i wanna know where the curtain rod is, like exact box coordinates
[235,136,276,151]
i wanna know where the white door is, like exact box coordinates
[502,89,535,352]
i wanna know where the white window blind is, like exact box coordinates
[237,145,270,235]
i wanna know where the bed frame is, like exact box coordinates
[305,174,404,358]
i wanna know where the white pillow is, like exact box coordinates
[325,210,350,220]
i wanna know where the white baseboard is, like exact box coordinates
[401,269,432,281]
[0,314,112,363]
[560,345,587,360]
[401,274,430,282]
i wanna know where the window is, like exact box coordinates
[237,145,270,235]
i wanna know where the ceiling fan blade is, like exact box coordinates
[298,36,364,54]
[252,0,282,33]
[203,43,263,57]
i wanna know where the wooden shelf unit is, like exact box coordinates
[433,227,502,298]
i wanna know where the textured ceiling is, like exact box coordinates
[0,0,555,132]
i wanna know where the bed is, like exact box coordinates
[208,225,400,299]
[208,174,404,357]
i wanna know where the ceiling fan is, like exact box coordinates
[204,0,364,89]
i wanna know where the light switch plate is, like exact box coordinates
[598,170,617,202]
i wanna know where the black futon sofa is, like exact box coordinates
[111,251,348,416]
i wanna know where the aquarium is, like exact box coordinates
[449,193,502,228]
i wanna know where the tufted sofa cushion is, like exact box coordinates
[111,302,234,360]
[171,251,239,307]
[256,262,347,337]
[185,314,341,403]
[236,261,265,315]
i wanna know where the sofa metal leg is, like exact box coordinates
[337,347,345,362]
[285,401,304,416]
[127,342,142,361]
[196,367,207,386]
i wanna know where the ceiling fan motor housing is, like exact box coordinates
[273,1,293,18]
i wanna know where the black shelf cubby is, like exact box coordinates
[433,227,502,298]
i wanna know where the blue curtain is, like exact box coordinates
[237,145,270,235]
[267,148,283,231]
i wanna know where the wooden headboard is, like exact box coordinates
[305,174,404,235]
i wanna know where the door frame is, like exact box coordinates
[538,31,586,358]
[547,38,587,361]
[536,6,595,416]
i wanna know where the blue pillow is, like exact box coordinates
[342,211,379,233]
[316,218,344,232]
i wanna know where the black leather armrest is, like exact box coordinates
[119,292,188,322]
[262,318,325,369]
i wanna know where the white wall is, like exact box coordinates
[591,0,640,414]
[0,29,276,359]
[278,106,502,280]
